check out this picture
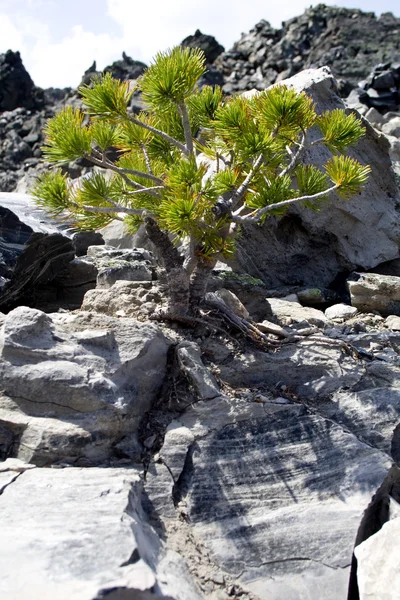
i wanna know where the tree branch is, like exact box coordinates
[178,102,194,156]
[279,132,306,177]
[127,114,187,154]
[234,184,339,223]
[230,154,264,208]
[80,204,148,216]
[140,142,154,175]
[88,153,163,184]
[126,186,164,196]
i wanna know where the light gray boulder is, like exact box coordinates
[0,306,169,465]
[234,68,400,289]
[318,386,400,454]
[176,341,221,400]
[386,315,400,331]
[364,107,384,128]
[348,272,400,315]
[355,514,400,600]
[0,461,200,600]
[86,245,155,289]
[324,303,358,320]
[81,280,162,318]
[267,297,327,327]
[382,116,400,138]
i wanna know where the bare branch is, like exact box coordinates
[178,102,194,156]
[127,114,187,154]
[80,204,148,216]
[140,142,154,175]
[126,186,164,196]
[310,137,325,147]
[279,132,306,177]
[234,184,339,224]
[231,154,264,208]
[88,153,163,184]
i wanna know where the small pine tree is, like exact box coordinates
[31,46,370,317]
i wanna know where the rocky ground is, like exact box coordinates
[1,4,400,600]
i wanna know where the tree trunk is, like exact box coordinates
[189,256,217,309]
[144,216,190,315]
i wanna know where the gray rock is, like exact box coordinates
[267,297,327,327]
[324,303,358,320]
[355,515,400,600]
[204,335,366,401]
[319,387,400,454]
[0,465,199,599]
[382,116,400,137]
[365,107,384,127]
[0,306,169,465]
[149,397,390,600]
[96,261,153,289]
[348,272,400,315]
[176,341,220,400]
[72,230,104,256]
[386,315,400,330]
[86,245,154,289]
[385,134,400,161]
[81,280,160,318]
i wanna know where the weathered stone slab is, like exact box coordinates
[0,465,199,599]
[267,297,327,327]
[154,397,391,600]
[348,272,400,316]
[355,514,400,600]
[0,307,169,464]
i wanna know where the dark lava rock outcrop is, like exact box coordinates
[0,50,44,112]
[215,5,400,95]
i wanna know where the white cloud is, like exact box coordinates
[0,13,24,54]
[0,0,399,88]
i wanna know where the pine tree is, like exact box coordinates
[31,46,370,318]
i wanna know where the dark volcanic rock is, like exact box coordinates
[215,5,400,95]
[0,50,43,112]
[0,232,75,312]
[0,205,33,284]
[72,230,104,257]
[104,51,147,81]
[181,29,225,64]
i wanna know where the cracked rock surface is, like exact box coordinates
[141,326,400,599]
[0,459,198,600]
[0,306,169,465]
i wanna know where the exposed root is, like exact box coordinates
[151,295,376,360]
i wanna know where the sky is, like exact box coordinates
[0,0,399,89]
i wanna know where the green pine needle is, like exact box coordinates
[139,46,206,111]
[187,86,223,128]
[317,109,366,153]
[246,174,293,210]
[80,72,132,118]
[295,164,329,196]
[90,119,123,151]
[42,107,92,163]
[252,86,316,135]
[326,155,371,198]
[31,170,71,216]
